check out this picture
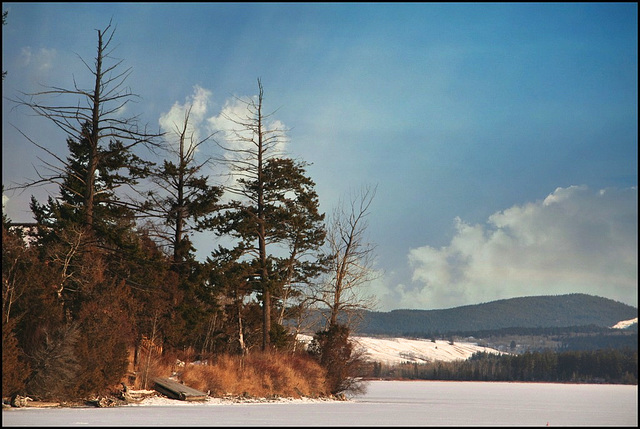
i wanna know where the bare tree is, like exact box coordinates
[314,185,380,329]
[8,21,161,234]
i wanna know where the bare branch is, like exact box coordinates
[312,185,380,328]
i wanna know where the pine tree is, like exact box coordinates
[208,80,326,350]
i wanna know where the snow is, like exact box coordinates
[298,334,507,365]
[3,381,637,426]
[612,317,638,329]
[351,336,505,364]
[127,395,333,407]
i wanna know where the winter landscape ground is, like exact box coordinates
[4,321,638,427]
[3,380,637,426]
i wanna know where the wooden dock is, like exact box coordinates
[153,377,208,401]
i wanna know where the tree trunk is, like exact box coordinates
[85,28,105,231]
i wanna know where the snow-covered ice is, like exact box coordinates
[3,381,637,426]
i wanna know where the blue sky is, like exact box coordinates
[2,3,637,311]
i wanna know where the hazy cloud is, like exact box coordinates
[206,94,290,194]
[207,95,289,157]
[18,46,56,81]
[397,186,637,310]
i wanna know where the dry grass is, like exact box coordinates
[132,351,180,390]
[177,350,328,398]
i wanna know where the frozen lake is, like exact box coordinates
[2,380,637,426]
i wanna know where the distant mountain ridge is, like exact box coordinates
[355,293,638,336]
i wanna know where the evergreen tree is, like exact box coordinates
[143,105,223,352]
[209,80,326,350]
[30,123,153,246]
[262,158,327,330]
[307,323,367,395]
[5,22,164,397]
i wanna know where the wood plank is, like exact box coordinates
[152,377,208,401]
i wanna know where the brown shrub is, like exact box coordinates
[2,318,29,397]
[177,350,328,398]
[73,281,136,398]
[25,323,81,400]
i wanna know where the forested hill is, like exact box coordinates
[355,294,638,336]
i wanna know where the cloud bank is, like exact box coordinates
[390,185,637,310]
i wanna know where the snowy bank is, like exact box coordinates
[297,334,506,365]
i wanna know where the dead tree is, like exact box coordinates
[8,21,161,234]
[314,185,380,329]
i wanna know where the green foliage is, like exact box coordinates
[559,331,638,351]
[148,143,223,265]
[269,323,296,350]
[31,124,151,242]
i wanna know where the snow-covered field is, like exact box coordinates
[302,315,638,365]
[298,334,506,365]
[612,317,638,329]
[351,336,505,364]
[3,381,637,426]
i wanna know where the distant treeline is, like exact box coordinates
[422,324,619,339]
[558,332,638,351]
[366,348,638,385]
[404,325,638,352]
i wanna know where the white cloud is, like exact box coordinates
[398,186,637,310]
[159,85,213,152]
[206,97,251,154]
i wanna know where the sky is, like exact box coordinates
[2,3,637,312]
